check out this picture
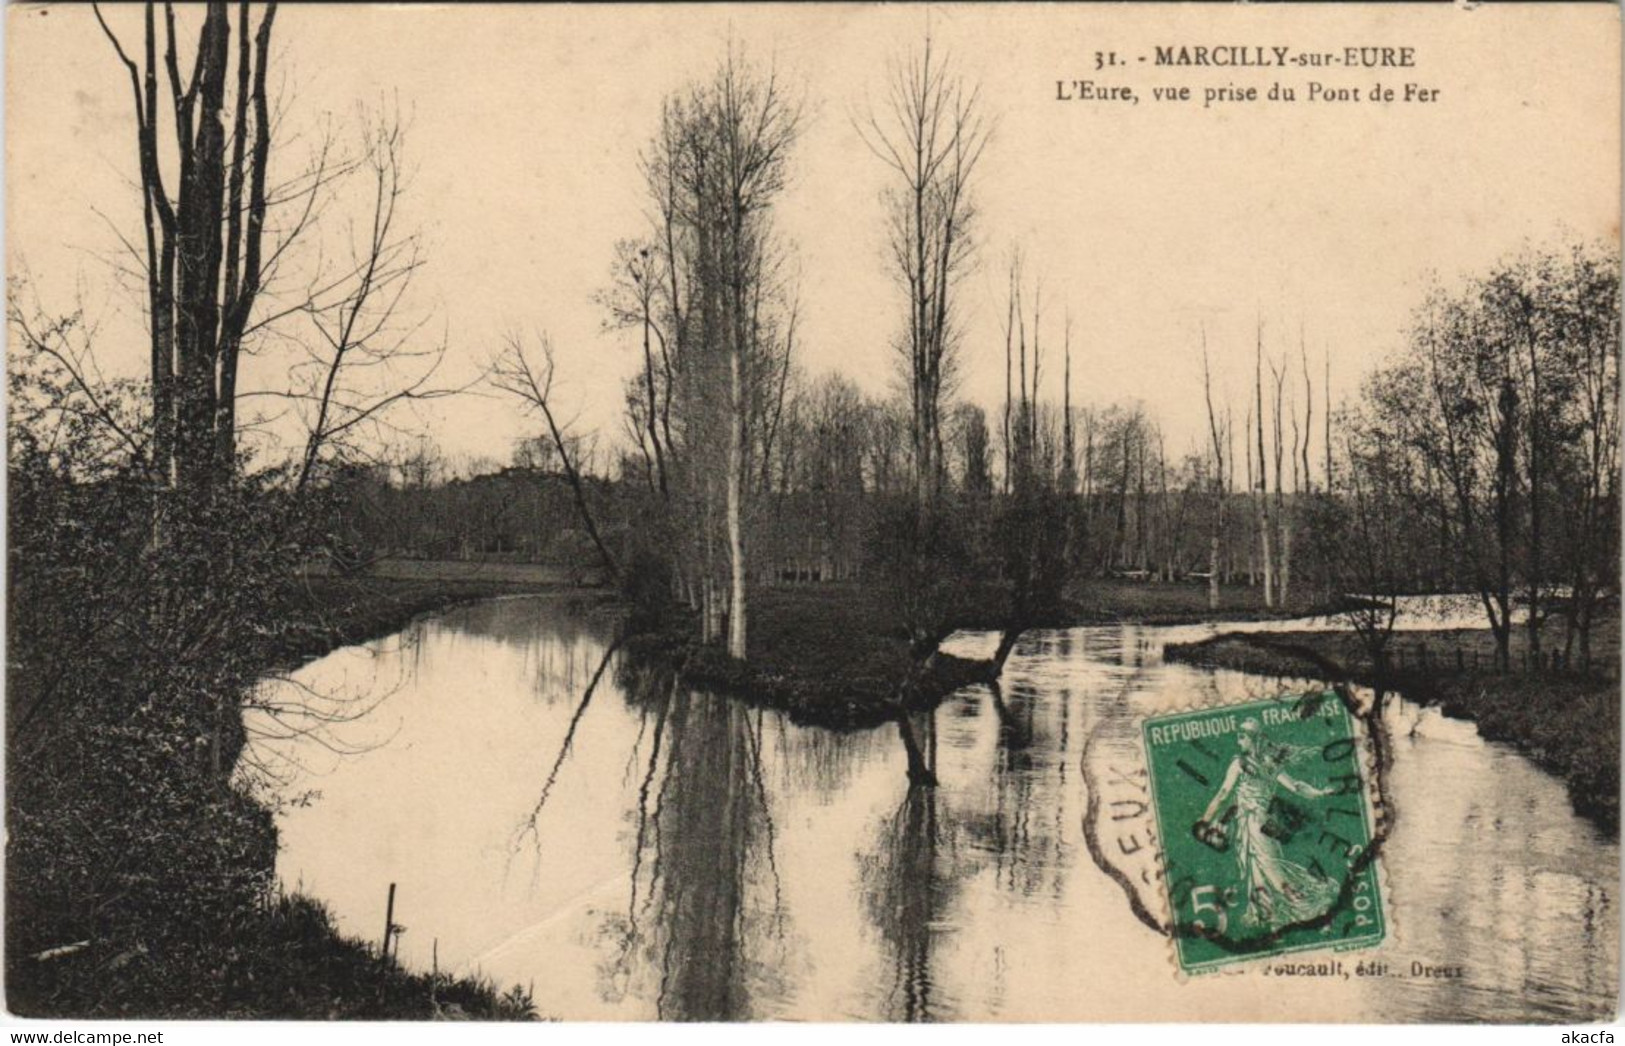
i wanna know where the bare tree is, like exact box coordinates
[988,264,1071,672]
[1061,312,1076,493]
[857,36,991,509]
[1325,350,1334,491]
[1002,258,1016,494]
[1254,322,1275,607]
[1301,335,1314,496]
[600,240,672,499]
[613,49,802,656]
[1368,295,1517,666]
[94,2,447,504]
[273,119,456,491]
[1269,352,1290,606]
[1308,424,1418,719]
[1551,245,1621,664]
[93,1,279,491]
[700,52,801,659]
[950,401,995,497]
[488,332,621,583]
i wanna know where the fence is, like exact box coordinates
[1387,642,1616,681]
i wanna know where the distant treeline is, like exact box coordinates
[321,398,1401,595]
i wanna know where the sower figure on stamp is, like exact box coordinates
[1195,719,1340,932]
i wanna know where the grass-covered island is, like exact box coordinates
[624,585,994,730]
[1163,622,1621,835]
[621,579,1333,730]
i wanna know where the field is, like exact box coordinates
[305,556,608,587]
[1064,577,1333,624]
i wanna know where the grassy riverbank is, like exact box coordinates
[270,573,615,668]
[8,572,580,1020]
[19,884,539,1020]
[1163,624,1620,835]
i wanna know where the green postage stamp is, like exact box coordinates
[1142,691,1386,974]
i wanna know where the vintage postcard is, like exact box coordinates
[4,0,1619,1028]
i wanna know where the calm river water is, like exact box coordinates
[251,595,1617,1021]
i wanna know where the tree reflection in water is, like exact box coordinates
[854,709,971,1023]
[604,663,789,1021]
[856,663,1081,1022]
[510,635,622,867]
[982,674,1072,902]
[436,597,610,702]
[267,603,1619,1022]
[858,761,975,1020]
[492,617,1081,1021]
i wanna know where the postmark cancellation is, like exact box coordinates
[1141,691,1386,974]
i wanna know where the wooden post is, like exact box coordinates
[380,882,397,969]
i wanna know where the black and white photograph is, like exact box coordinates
[3,0,1620,1027]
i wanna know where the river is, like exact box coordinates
[249,595,1616,1022]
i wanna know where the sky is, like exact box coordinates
[6,3,1619,475]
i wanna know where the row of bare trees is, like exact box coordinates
[1187,242,1622,676]
[482,36,1618,697]
[489,39,1000,670]
[321,377,1316,591]
[1197,326,1333,611]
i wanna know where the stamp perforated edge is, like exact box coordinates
[1127,679,1399,984]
